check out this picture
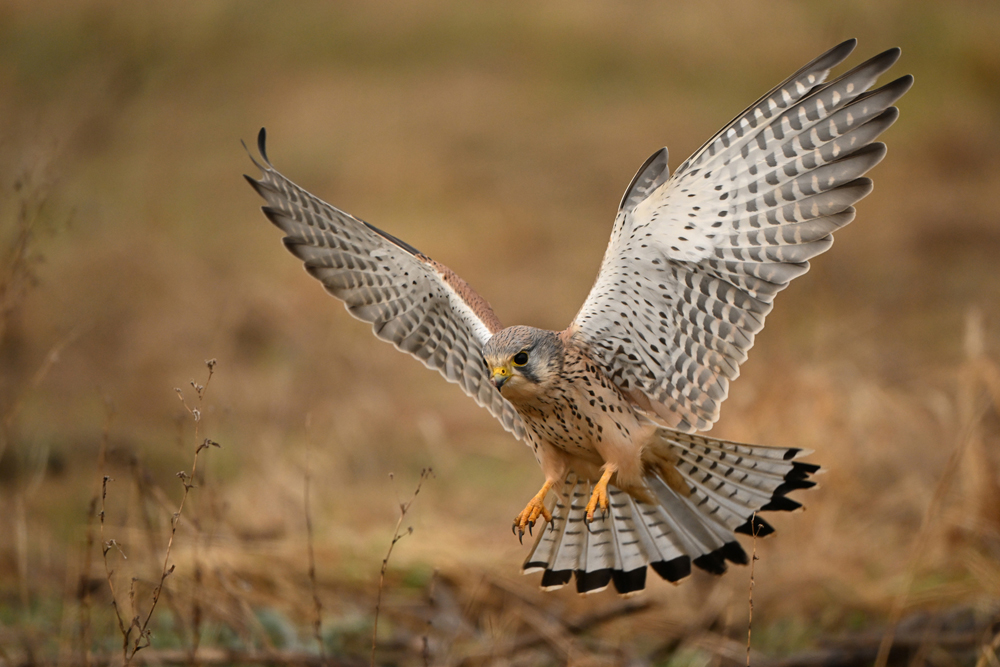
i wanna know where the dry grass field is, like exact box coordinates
[1,1,1000,665]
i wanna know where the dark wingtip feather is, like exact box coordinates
[651,556,691,583]
[791,461,821,475]
[760,495,802,512]
[575,569,613,594]
[829,38,858,61]
[691,541,749,575]
[879,46,902,67]
[540,569,573,589]
[619,147,669,212]
[735,514,775,537]
[693,551,727,575]
[805,38,857,76]
[801,39,857,77]
[773,458,819,496]
[719,541,749,566]
[773,478,817,497]
[257,127,271,165]
[879,76,915,103]
[243,138,266,173]
[244,173,265,196]
[612,567,648,594]
[262,206,292,233]
[845,46,902,82]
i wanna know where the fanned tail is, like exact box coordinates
[522,430,818,594]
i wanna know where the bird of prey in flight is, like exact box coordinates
[246,39,911,594]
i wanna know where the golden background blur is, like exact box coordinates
[1,1,999,663]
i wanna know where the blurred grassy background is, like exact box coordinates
[1,0,1000,663]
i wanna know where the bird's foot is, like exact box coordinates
[513,480,554,543]
[585,468,614,523]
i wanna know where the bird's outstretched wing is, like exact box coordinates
[570,40,912,432]
[246,129,526,440]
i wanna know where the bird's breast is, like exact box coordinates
[513,360,642,462]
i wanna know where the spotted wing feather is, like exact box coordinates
[571,41,912,431]
[246,129,526,440]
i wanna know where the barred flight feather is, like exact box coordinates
[523,429,816,593]
[245,130,527,441]
[571,40,912,433]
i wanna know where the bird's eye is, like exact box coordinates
[512,352,529,366]
[483,358,490,369]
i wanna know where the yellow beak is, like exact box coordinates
[491,365,510,390]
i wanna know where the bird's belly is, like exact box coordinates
[518,384,644,464]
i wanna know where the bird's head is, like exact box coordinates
[481,326,563,403]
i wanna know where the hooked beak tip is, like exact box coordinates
[492,375,507,390]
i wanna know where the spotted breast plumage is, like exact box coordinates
[246,40,911,594]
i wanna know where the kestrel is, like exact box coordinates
[246,40,911,594]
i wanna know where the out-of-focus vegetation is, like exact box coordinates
[1,1,999,664]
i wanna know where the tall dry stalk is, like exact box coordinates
[746,512,759,667]
[371,468,433,667]
[100,359,221,663]
[75,397,115,665]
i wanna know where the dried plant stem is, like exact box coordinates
[100,473,130,656]
[77,400,115,664]
[100,359,220,663]
[746,512,759,667]
[76,498,98,665]
[133,360,219,655]
[304,445,325,660]
[371,468,432,667]
[129,457,192,650]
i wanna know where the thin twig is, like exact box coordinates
[129,456,193,648]
[100,473,130,658]
[77,398,115,665]
[100,359,219,663]
[747,511,759,667]
[371,468,433,667]
[131,360,219,658]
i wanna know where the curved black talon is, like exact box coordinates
[517,528,524,544]
[528,521,534,536]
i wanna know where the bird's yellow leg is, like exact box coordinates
[585,467,614,522]
[513,479,554,540]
